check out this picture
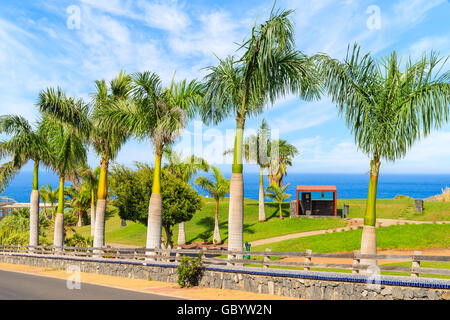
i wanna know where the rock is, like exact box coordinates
[381,287,392,296]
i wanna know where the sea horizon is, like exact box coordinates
[2,170,450,203]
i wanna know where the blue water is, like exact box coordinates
[3,170,450,202]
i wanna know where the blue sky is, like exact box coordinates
[0,0,449,175]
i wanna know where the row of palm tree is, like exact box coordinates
[0,5,448,264]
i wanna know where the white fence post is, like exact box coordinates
[263,248,271,270]
[304,249,312,271]
[352,250,360,274]
[411,250,421,277]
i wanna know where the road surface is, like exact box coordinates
[0,269,181,300]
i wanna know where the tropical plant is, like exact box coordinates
[39,111,87,249]
[201,7,321,254]
[317,44,450,264]
[194,166,230,244]
[97,71,203,251]
[38,73,132,250]
[163,147,209,245]
[0,115,52,248]
[177,253,204,288]
[265,182,291,219]
[0,208,50,245]
[267,139,298,187]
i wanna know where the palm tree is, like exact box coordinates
[201,7,321,254]
[78,166,100,236]
[268,139,298,187]
[40,110,87,250]
[317,44,450,266]
[38,72,132,250]
[98,71,203,252]
[0,115,52,248]
[66,185,91,227]
[195,166,230,244]
[163,147,209,245]
[265,182,291,219]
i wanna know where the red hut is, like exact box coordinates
[296,185,337,217]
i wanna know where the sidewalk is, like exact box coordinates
[0,263,297,300]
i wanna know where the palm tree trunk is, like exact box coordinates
[93,156,108,250]
[53,176,65,251]
[228,120,245,258]
[360,156,381,270]
[146,152,163,255]
[213,198,222,245]
[258,166,265,222]
[77,211,82,227]
[90,189,95,237]
[279,202,283,219]
[29,160,40,250]
[177,222,186,245]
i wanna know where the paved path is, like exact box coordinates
[250,219,449,247]
[0,269,178,300]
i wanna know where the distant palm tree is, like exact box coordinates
[265,182,291,220]
[268,139,298,187]
[201,7,321,254]
[40,107,87,250]
[317,44,450,266]
[78,166,100,236]
[163,147,209,245]
[98,71,203,252]
[195,166,230,244]
[39,184,58,219]
[66,186,91,227]
[0,115,52,248]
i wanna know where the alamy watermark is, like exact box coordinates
[66,264,81,290]
[366,5,381,30]
[66,5,81,30]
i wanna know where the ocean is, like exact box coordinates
[2,170,450,202]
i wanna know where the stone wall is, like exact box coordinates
[0,253,448,300]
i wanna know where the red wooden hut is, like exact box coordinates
[296,185,337,217]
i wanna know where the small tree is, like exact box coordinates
[109,163,202,248]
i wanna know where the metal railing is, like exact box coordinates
[1,244,449,278]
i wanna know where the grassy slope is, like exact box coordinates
[67,197,449,247]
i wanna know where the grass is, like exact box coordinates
[337,198,450,221]
[252,224,450,253]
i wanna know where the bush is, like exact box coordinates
[0,208,50,245]
[64,232,93,247]
[177,253,204,288]
[199,231,212,243]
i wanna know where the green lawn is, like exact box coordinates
[69,197,346,246]
[338,198,450,221]
[252,224,450,253]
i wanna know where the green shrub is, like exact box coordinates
[177,253,204,288]
[64,232,93,247]
[199,231,212,243]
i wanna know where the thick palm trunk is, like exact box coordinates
[90,190,95,237]
[177,222,186,245]
[53,176,65,251]
[279,202,283,219]
[360,156,381,270]
[93,156,108,249]
[258,167,265,222]
[146,153,163,255]
[228,120,245,258]
[213,199,222,245]
[29,161,40,249]
[76,212,82,227]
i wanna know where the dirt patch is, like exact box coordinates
[280,248,450,266]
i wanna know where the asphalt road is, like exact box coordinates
[0,269,181,300]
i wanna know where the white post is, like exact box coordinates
[304,249,312,271]
[263,248,271,270]
[352,250,360,274]
[411,250,421,277]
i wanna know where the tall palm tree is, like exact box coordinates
[265,182,291,220]
[38,72,132,250]
[268,139,298,187]
[201,7,321,254]
[40,111,87,250]
[78,166,100,236]
[0,115,52,248]
[66,185,91,227]
[224,119,271,222]
[163,147,209,245]
[195,166,230,244]
[98,71,203,252]
[317,44,450,266]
